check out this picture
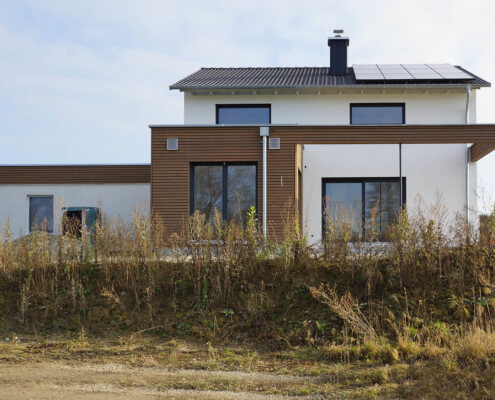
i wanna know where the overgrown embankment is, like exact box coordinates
[1,205,495,398]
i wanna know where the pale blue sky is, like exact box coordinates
[0,0,494,207]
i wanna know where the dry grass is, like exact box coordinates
[1,202,495,397]
[310,284,376,340]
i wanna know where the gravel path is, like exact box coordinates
[0,362,341,399]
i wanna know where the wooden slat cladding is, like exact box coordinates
[470,143,495,162]
[151,124,495,236]
[151,127,264,234]
[0,165,151,184]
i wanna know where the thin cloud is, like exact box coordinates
[0,0,494,205]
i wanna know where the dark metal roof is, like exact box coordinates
[170,66,490,91]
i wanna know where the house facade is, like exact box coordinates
[1,32,495,241]
[0,165,150,237]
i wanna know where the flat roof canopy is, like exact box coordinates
[149,123,495,161]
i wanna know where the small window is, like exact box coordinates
[216,104,271,124]
[322,178,405,240]
[29,196,54,233]
[191,163,257,223]
[350,103,405,125]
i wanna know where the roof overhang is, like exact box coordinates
[177,84,484,96]
[172,83,488,92]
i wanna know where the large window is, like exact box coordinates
[350,103,405,125]
[322,178,405,240]
[29,196,54,233]
[216,104,271,124]
[191,163,257,223]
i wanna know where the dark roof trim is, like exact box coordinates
[0,165,151,185]
[149,123,495,128]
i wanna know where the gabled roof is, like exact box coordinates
[170,66,490,91]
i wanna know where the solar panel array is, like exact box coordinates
[353,64,472,81]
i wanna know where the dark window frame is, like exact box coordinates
[28,195,54,233]
[350,103,406,125]
[321,177,406,240]
[216,104,271,125]
[190,162,258,221]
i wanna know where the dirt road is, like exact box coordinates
[0,337,396,399]
[0,362,331,399]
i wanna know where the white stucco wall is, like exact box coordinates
[302,144,476,243]
[184,88,479,242]
[184,90,476,124]
[0,183,150,238]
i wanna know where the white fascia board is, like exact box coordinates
[182,85,483,96]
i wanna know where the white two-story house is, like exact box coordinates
[1,32,494,242]
[159,31,492,242]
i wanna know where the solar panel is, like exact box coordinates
[378,65,413,80]
[353,65,380,71]
[427,63,452,69]
[380,68,408,73]
[353,64,384,80]
[402,64,429,69]
[427,64,472,79]
[354,64,379,68]
[401,64,441,79]
[356,74,385,80]
[403,66,431,72]
[440,72,472,79]
[353,63,473,81]
[377,64,403,69]
[382,72,414,79]
[408,72,443,80]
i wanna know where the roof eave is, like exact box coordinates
[170,82,489,92]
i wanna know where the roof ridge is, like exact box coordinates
[198,66,338,70]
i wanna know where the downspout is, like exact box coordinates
[465,84,471,222]
[260,127,269,237]
[399,143,403,208]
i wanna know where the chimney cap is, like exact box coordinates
[328,29,349,42]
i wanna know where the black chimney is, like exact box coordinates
[328,29,349,76]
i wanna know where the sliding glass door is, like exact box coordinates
[323,178,405,240]
[191,163,257,224]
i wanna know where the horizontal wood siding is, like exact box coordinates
[151,127,264,233]
[151,124,495,237]
[470,143,495,162]
[0,165,150,184]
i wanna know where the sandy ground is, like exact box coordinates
[0,361,329,400]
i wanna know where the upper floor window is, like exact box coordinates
[350,103,405,125]
[216,104,271,124]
